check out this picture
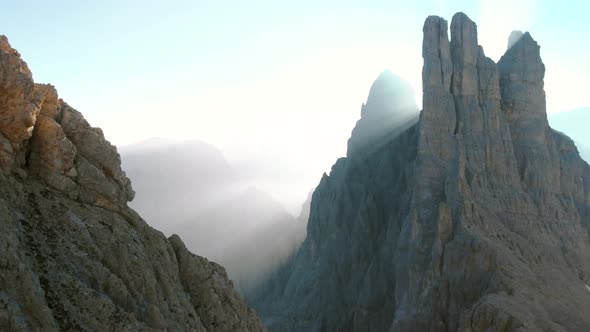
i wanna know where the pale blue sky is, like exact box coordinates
[2,1,589,210]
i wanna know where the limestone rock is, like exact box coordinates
[0,34,133,209]
[0,177,264,331]
[250,12,590,331]
[0,35,264,331]
[170,235,264,331]
[0,35,41,171]
[59,102,135,205]
[28,86,77,183]
[498,31,555,193]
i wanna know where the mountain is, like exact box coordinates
[0,36,263,331]
[548,108,590,161]
[121,140,307,293]
[249,13,590,331]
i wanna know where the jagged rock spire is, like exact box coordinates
[498,30,557,193]
[243,12,590,332]
[499,31,546,115]
[422,16,452,93]
[450,12,479,95]
[0,35,38,171]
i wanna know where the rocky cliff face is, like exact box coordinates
[249,12,590,331]
[0,35,263,331]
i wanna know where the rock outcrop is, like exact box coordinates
[249,12,590,331]
[0,35,264,331]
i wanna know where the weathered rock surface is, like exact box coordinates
[0,35,264,331]
[249,12,590,331]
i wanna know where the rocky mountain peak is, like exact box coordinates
[450,12,479,95]
[0,36,264,331]
[422,15,452,93]
[0,35,37,167]
[250,12,590,331]
[450,12,478,47]
[0,35,30,75]
[0,36,134,211]
[498,29,554,193]
[499,30,544,86]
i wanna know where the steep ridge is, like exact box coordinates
[249,13,590,331]
[0,35,263,331]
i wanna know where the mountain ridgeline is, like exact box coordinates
[0,36,263,330]
[249,12,590,331]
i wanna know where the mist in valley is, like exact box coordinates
[108,4,590,297]
[120,139,310,293]
[119,74,590,296]
[3,2,590,330]
[120,71,423,294]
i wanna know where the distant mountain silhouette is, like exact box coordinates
[121,139,307,292]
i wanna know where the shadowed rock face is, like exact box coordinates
[0,36,264,331]
[249,12,590,332]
